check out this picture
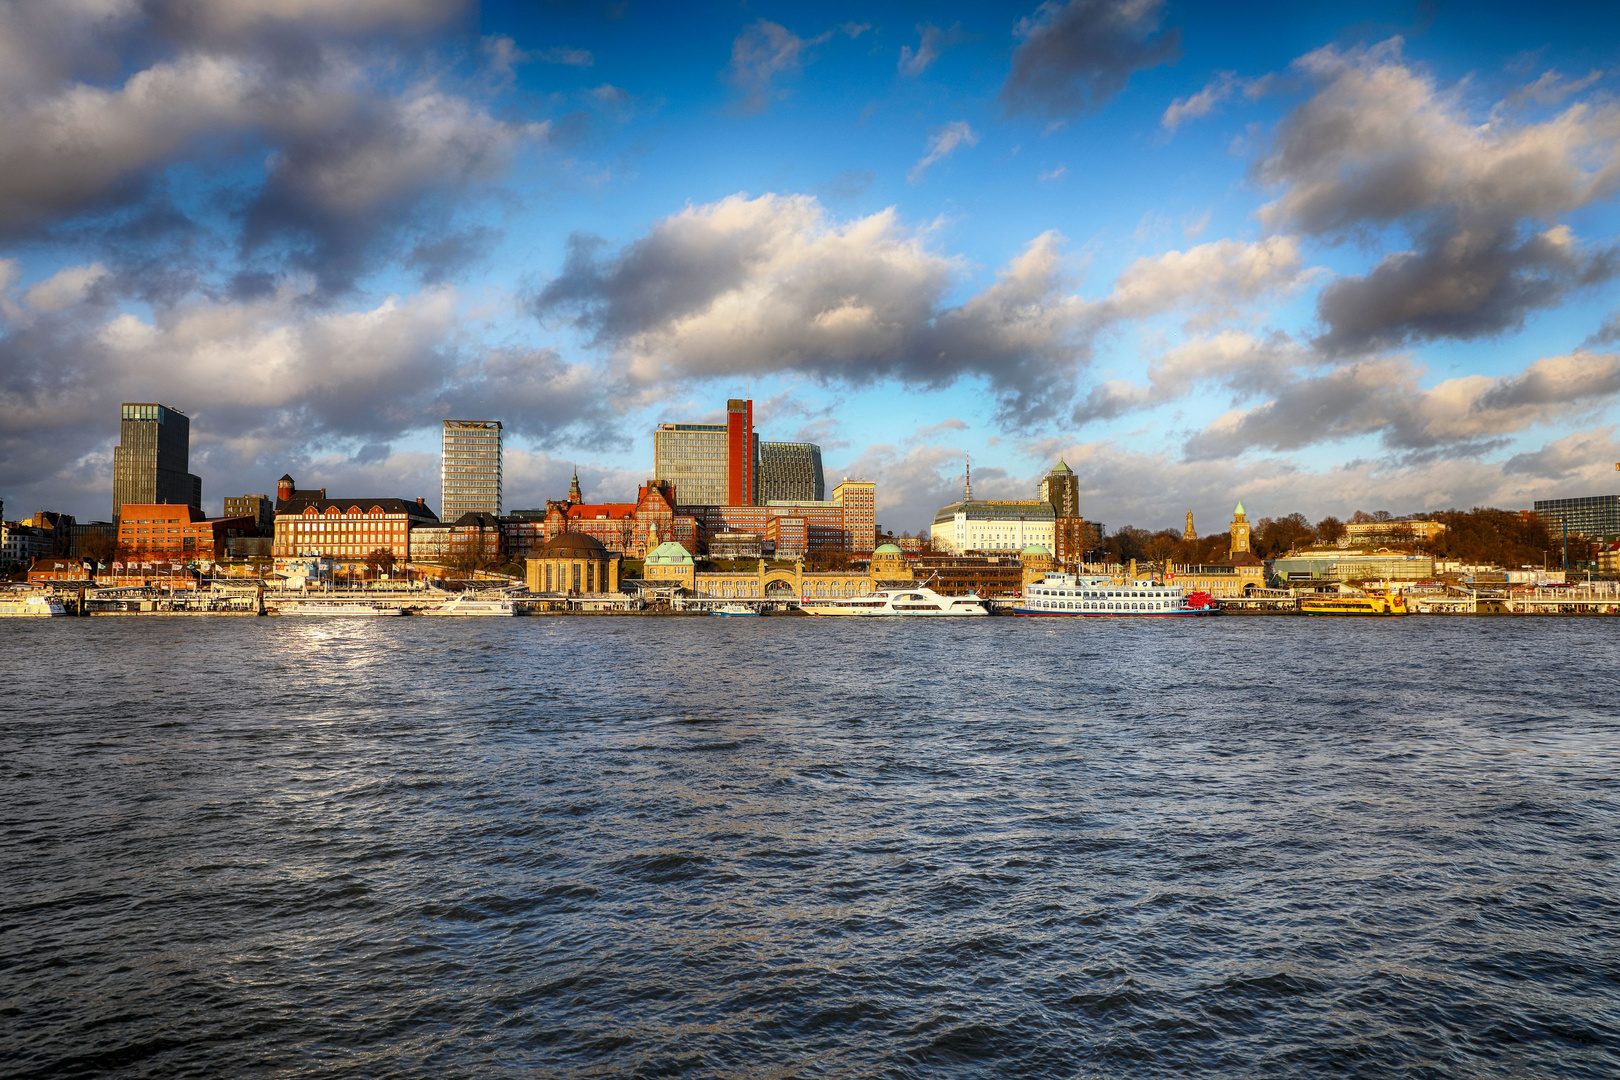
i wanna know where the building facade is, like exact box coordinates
[441,420,503,521]
[930,500,1057,554]
[223,495,275,533]
[526,531,621,594]
[116,504,257,560]
[654,422,730,507]
[759,441,825,502]
[1534,494,1620,539]
[1342,519,1448,545]
[271,474,440,561]
[1229,502,1252,557]
[112,403,200,523]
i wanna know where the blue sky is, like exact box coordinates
[3,0,1619,535]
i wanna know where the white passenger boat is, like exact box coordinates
[800,586,989,616]
[1013,573,1218,617]
[420,594,516,616]
[0,593,67,617]
[711,603,760,616]
[277,600,403,616]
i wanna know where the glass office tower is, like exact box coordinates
[112,402,200,523]
[441,420,503,521]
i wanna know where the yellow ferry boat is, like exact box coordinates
[1299,590,1408,616]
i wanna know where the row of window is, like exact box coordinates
[1031,599,1172,611]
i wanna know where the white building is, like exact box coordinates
[929,500,1056,554]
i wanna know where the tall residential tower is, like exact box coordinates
[112,403,200,523]
[441,420,503,521]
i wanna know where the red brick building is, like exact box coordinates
[117,504,258,560]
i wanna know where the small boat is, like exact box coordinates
[1013,573,1218,617]
[421,594,516,616]
[1300,590,1408,616]
[277,600,403,616]
[800,586,988,616]
[711,603,760,616]
[0,593,67,617]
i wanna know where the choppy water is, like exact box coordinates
[2,615,1617,1078]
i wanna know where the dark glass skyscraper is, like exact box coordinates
[759,441,825,502]
[112,403,200,523]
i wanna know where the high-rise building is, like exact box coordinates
[1534,494,1620,539]
[654,402,759,508]
[112,403,200,523]
[654,422,728,506]
[441,420,503,521]
[759,441,825,502]
[726,399,756,506]
[1037,459,1087,563]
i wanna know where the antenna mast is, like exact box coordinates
[964,454,972,501]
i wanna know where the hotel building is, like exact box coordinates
[441,420,503,521]
[271,474,440,561]
[112,403,201,523]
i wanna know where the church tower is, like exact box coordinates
[1229,501,1250,558]
[568,466,583,504]
[1184,510,1196,541]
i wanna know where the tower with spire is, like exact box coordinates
[1229,501,1250,558]
[568,466,583,504]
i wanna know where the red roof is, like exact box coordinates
[566,504,637,520]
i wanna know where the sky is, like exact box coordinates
[3,0,1620,536]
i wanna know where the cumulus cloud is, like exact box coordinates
[1182,350,1620,460]
[1257,38,1620,353]
[0,0,541,298]
[0,267,610,519]
[908,121,979,182]
[898,23,970,78]
[1073,330,1310,424]
[1000,0,1182,119]
[1098,235,1309,323]
[1162,71,1238,131]
[531,192,1093,423]
[1503,426,1620,479]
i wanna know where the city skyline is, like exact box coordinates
[3,2,1620,536]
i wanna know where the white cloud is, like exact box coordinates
[908,121,979,183]
[23,263,109,312]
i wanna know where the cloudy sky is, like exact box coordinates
[3,0,1619,534]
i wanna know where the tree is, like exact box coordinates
[364,548,397,579]
[804,547,851,571]
[80,531,116,565]
[1254,512,1314,557]
[1316,515,1346,543]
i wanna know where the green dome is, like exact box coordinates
[1021,544,1052,556]
[645,541,693,565]
[873,543,903,555]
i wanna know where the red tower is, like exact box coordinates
[726,398,754,506]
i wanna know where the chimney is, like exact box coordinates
[417,497,425,506]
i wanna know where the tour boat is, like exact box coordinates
[800,586,989,616]
[0,593,67,617]
[421,594,516,616]
[277,600,403,616]
[711,603,760,616]
[1300,590,1408,616]
[1013,573,1218,617]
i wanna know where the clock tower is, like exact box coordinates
[1229,501,1250,558]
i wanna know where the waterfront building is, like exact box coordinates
[441,420,503,521]
[1229,502,1252,558]
[870,543,914,583]
[271,474,439,561]
[929,499,1057,555]
[69,521,117,558]
[1342,518,1448,546]
[1533,494,1620,539]
[1269,551,1436,583]
[27,558,93,584]
[116,504,258,560]
[758,442,825,502]
[112,403,201,523]
[97,560,202,590]
[1170,556,1266,598]
[526,531,620,595]
[710,532,762,558]
[409,512,505,566]
[910,553,1026,597]
[223,495,275,533]
[1,522,53,565]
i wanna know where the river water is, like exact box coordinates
[2,615,1616,1078]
